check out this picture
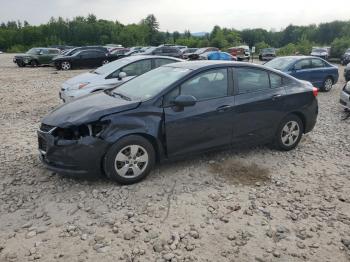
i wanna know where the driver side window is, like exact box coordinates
[163,68,228,106]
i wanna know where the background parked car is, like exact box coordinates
[197,51,237,61]
[340,81,350,111]
[341,48,350,65]
[310,47,329,60]
[62,46,109,56]
[187,47,219,60]
[39,61,318,184]
[227,46,250,61]
[59,55,182,102]
[181,48,198,59]
[344,63,350,81]
[13,47,60,67]
[53,49,114,70]
[264,56,338,91]
[140,46,182,58]
[259,48,276,61]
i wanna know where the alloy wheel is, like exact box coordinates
[280,121,300,147]
[114,145,149,178]
[61,61,71,70]
[324,78,333,91]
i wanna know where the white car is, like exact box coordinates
[59,55,182,102]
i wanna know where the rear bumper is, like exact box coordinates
[303,99,318,134]
[38,130,109,179]
[340,89,350,109]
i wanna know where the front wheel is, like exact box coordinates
[60,61,71,70]
[274,115,303,151]
[30,60,38,67]
[104,135,155,184]
[17,61,25,67]
[321,77,333,92]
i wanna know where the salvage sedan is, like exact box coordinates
[38,61,318,184]
[60,55,182,102]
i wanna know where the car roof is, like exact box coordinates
[164,60,265,70]
[123,55,183,62]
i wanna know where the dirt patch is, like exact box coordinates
[209,159,270,185]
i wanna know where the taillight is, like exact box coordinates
[313,87,318,97]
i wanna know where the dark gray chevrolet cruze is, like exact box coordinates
[38,61,318,184]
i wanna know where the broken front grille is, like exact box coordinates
[40,123,55,133]
[38,136,47,152]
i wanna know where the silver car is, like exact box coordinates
[59,55,182,102]
[340,81,350,110]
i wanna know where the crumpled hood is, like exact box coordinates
[63,72,104,89]
[42,91,141,127]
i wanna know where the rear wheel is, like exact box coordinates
[321,77,333,92]
[30,60,38,67]
[61,61,71,70]
[274,115,303,151]
[104,135,155,184]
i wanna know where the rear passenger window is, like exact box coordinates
[269,73,282,88]
[294,59,311,70]
[236,68,270,94]
[154,59,176,67]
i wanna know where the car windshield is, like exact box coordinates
[26,48,41,55]
[264,57,297,70]
[143,47,157,54]
[312,48,327,53]
[94,58,133,75]
[113,66,190,101]
[263,48,275,53]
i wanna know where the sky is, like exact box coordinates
[0,0,349,32]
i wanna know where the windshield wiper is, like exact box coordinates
[112,92,131,101]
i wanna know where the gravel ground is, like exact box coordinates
[0,53,349,262]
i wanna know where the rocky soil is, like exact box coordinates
[0,53,349,262]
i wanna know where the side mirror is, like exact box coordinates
[173,95,197,107]
[118,72,127,80]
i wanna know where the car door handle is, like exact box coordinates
[216,105,232,112]
[271,94,282,101]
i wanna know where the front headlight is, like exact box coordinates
[78,82,90,89]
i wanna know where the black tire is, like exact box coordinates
[30,60,38,67]
[16,61,25,67]
[274,114,304,151]
[320,77,333,92]
[104,135,155,184]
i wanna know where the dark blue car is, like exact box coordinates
[38,61,318,184]
[264,56,338,91]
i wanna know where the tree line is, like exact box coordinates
[1,14,350,57]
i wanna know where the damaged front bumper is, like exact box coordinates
[37,125,110,178]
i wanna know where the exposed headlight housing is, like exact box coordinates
[53,121,109,140]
